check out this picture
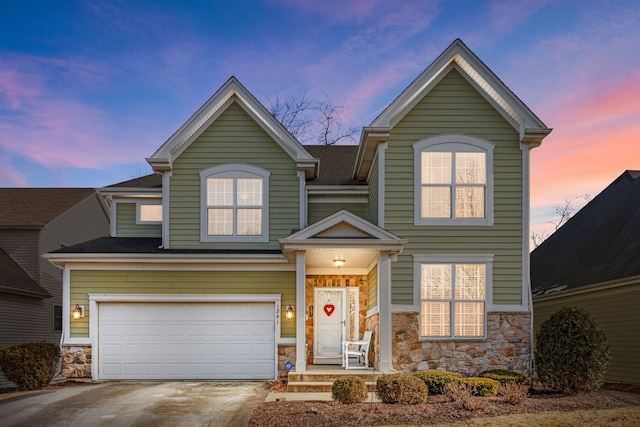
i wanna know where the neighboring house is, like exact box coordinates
[45,39,551,381]
[0,188,110,388]
[531,170,640,385]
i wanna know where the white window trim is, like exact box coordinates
[199,164,270,243]
[413,135,494,226]
[136,200,163,225]
[413,254,493,340]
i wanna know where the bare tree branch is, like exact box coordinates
[268,93,360,145]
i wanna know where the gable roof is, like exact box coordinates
[148,77,319,179]
[107,174,162,189]
[354,38,552,180]
[531,170,640,295]
[0,247,50,298]
[0,188,97,226]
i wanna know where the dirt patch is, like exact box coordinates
[248,391,639,426]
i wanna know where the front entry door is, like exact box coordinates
[313,288,346,364]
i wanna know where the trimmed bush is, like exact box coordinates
[331,376,368,404]
[0,341,59,390]
[479,369,528,384]
[414,370,462,395]
[459,377,500,397]
[376,373,428,404]
[534,306,611,393]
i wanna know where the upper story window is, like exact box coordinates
[413,135,494,226]
[200,164,270,243]
[137,201,162,224]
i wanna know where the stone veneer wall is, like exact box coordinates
[278,344,296,380]
[305,275,368,365]
[392,312,531,376]
[61,345,92,378]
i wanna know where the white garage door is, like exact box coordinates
[98,302,275,380]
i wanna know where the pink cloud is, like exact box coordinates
[0,57,159,173]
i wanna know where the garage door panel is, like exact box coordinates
[99,302,276,380]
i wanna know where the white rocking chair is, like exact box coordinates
[342,331,373,369]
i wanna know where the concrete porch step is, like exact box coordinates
[287,370,385,393]
[287,381,378,393]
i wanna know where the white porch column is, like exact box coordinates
[378,251,393,372]
[295,250,307,372]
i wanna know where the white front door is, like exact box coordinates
[313,288,347,364]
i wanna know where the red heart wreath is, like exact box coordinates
[323,304,335,316]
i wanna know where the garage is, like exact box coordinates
[97,301,276,380]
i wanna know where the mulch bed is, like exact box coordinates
[248,389,638,427]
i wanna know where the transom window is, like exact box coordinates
[413,135,494,226]
[414,255,492,339]
[200,164,270,242]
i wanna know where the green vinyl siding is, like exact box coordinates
[115,203,162,237]
[368,263,378,310]
[69,269,296,338]
[169,101,300,249]
[307,201,367,225]
[366,157,379,225]
[385,68,523,306]
[533,279,640,385]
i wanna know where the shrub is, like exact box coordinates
[534,306,611,393]
[459,377,500,397]
[331,376,368,404]
[444,382,484,411]
[413,370,462,395]
[376,373,428,404]
[498,381,529,406]
[0,341,59,390]
[479,369,528,384]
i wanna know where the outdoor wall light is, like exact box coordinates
[73,304,84,319]
[286,305,295,320]
[333,258,346,268]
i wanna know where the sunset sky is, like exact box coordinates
[1,1,639,239]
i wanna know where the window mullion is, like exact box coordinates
[450,263,455,338]
[232,178,238,237]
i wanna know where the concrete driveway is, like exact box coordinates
[0,381,270,427]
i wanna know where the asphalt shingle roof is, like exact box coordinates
[531,170,640,294]
[0,247,50,297]
[0,188,96,225]
[303,145,366,186]
[107,174,162,188]
[52,237,282,255]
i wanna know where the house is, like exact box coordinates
[44,39,551,381]
[531,171,640,385]
[0,188,110,388]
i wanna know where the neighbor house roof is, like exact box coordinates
[531,170,640,295]
[0,247,50,298]
[0,188,96,226]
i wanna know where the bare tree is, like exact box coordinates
[531,193,591,248]
[268,94,359,145]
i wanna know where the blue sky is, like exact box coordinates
[1,1,639,237]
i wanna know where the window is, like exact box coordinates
[53,304,62,331]
[137,202,162,224]
[200,164,270,242]
[414,255,492,339]
[413,135,494,226]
